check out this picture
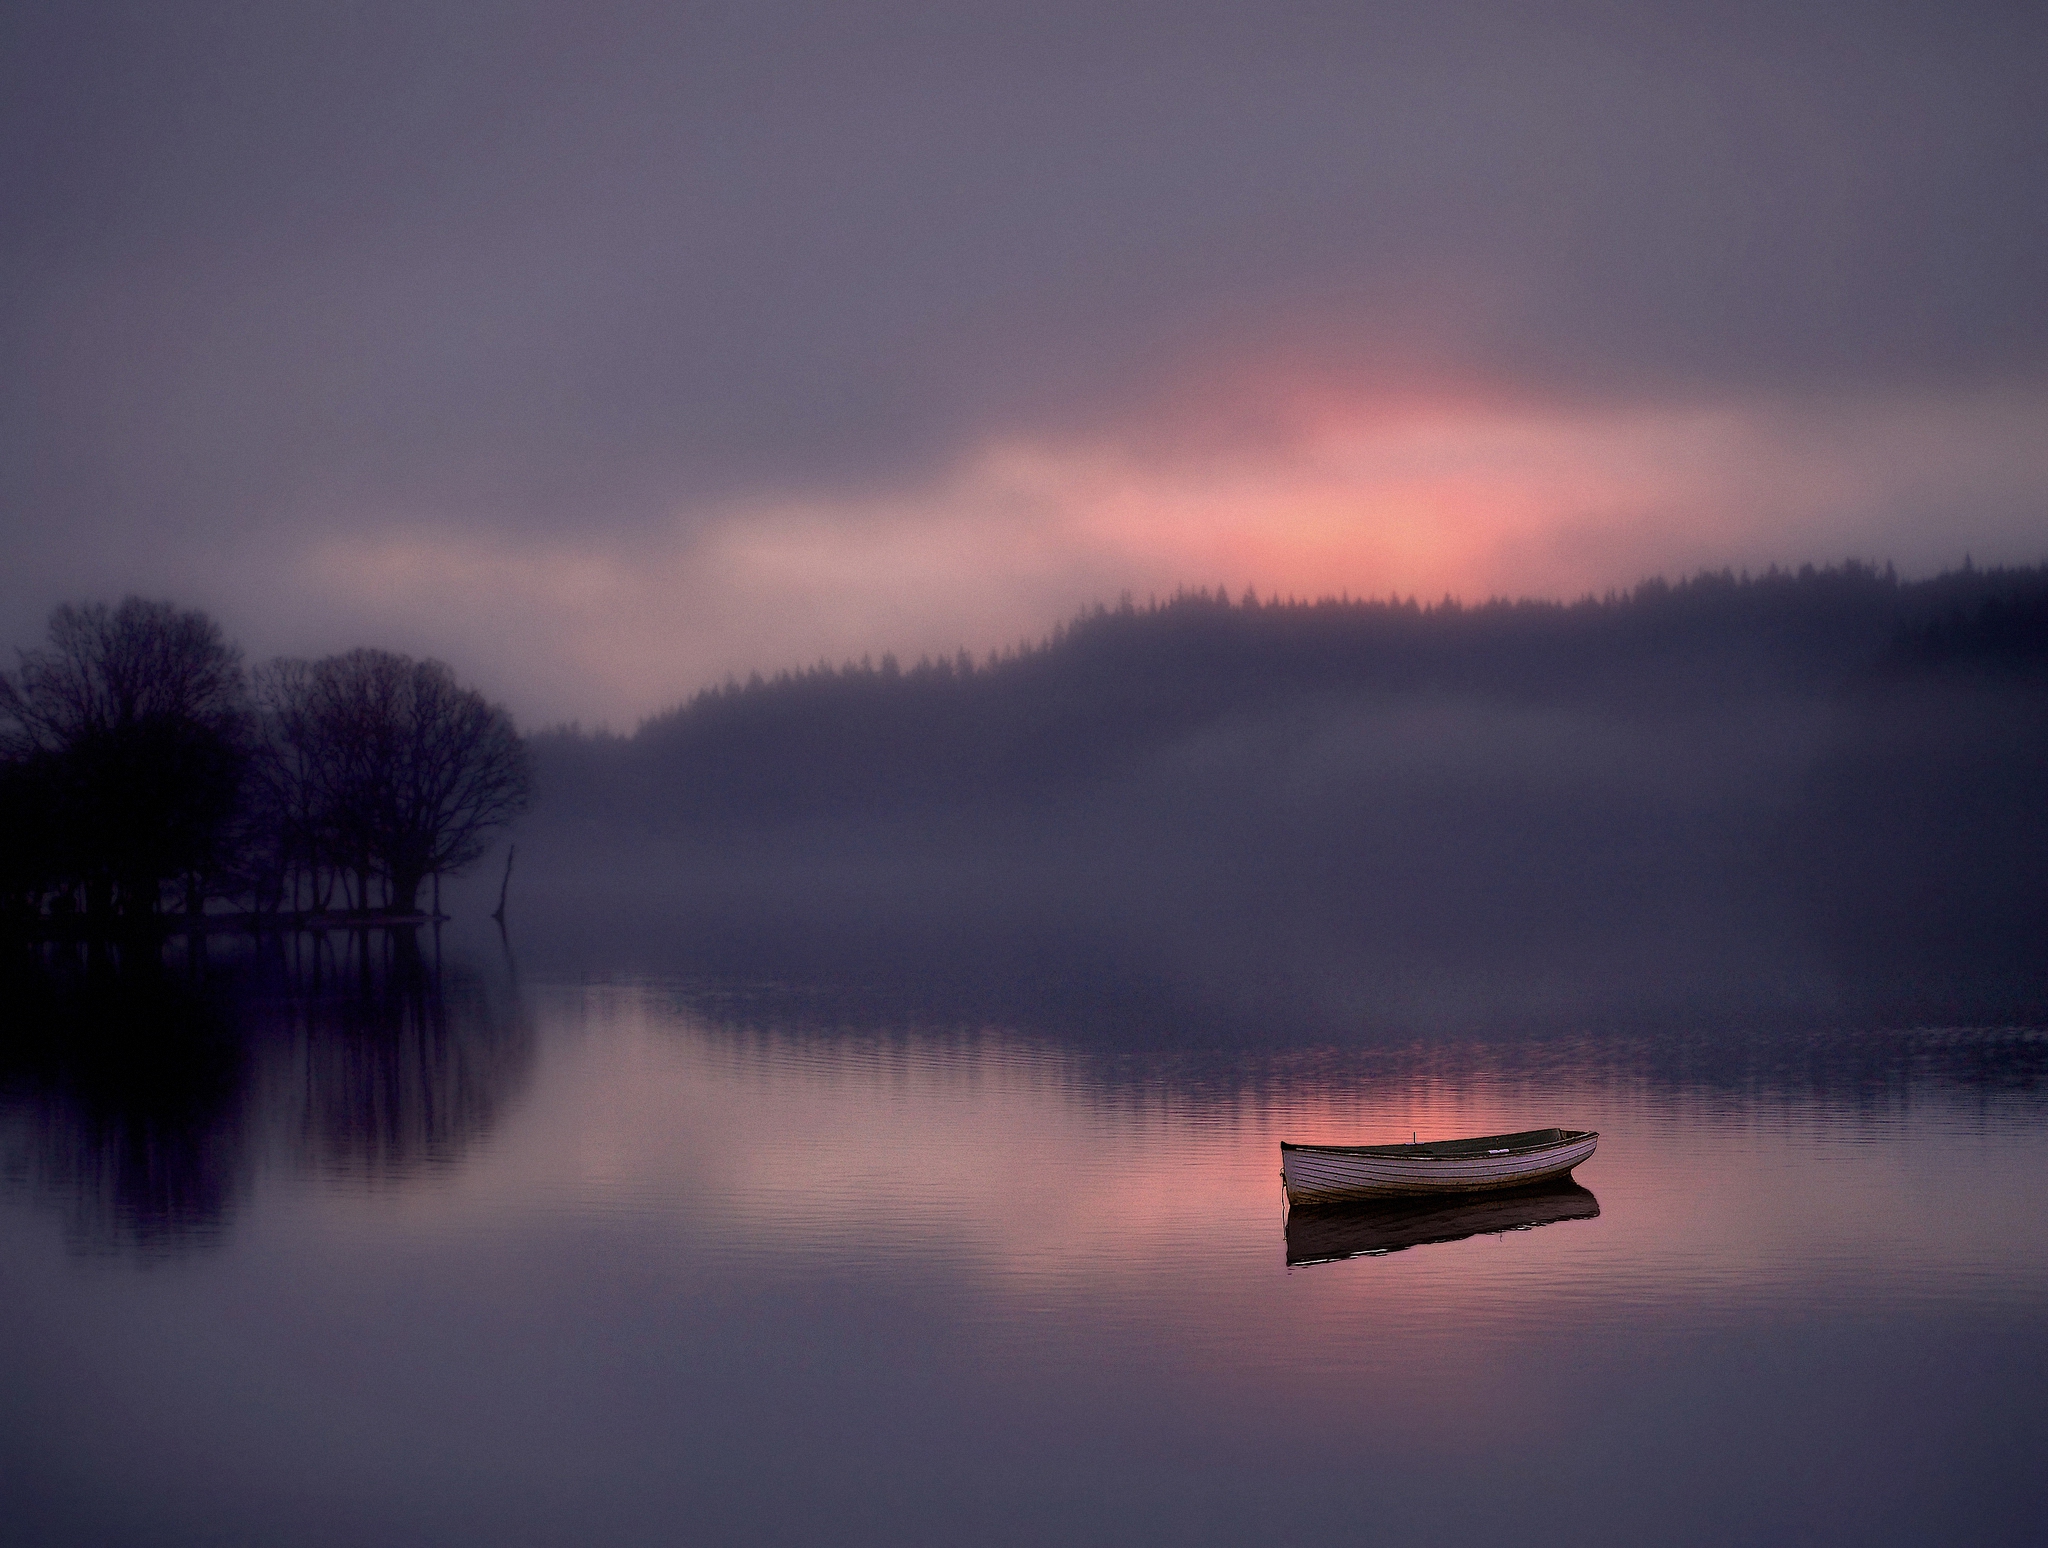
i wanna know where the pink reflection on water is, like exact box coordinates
[343,986,2048,1386]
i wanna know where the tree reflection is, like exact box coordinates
[0,943,248,1256]
[0,928,533,1256]
[253,928,533,1183]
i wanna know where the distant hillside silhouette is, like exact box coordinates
[510,561,2048,1028]
[533,561,2048,827]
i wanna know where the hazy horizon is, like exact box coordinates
[8,3,2047,725]
[9,551,2042,732]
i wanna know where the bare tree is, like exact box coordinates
[247,658,339,913]
[1,599,248,755]
[258,651,529,915]
[0,599,251,921]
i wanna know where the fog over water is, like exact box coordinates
[6,561,2046,1542]
[515,568,2048,1032]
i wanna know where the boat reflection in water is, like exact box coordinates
[1285,1180,1601,1267]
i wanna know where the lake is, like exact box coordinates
[3,928,2044,1545]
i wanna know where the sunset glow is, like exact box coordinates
[299,382,2048,724]
[9,7,2048,1540]
[306,990,2046,1306]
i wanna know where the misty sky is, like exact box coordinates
[5,1,2044,725]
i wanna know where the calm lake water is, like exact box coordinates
[3,931,2045,1546]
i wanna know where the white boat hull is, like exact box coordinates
[1281,1128,1598,1204]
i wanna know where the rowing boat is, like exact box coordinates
[1285,1180,1600,1266]
[1280,1126,1597,1204]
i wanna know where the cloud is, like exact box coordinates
[274,379,2048,725]
[3,3,2046,714]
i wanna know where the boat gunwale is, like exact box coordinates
[1279,1127,1596,1161]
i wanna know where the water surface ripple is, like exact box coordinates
[3,964,2043,1546]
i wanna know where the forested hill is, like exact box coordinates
[531,561,2048,827]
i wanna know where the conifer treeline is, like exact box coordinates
[534,561,2048,826]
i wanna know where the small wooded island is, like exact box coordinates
[0,598,529,935]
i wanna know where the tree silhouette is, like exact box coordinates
[257,650,529,914]
[0,599,251,922]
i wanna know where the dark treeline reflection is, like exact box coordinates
[0,930,532,1255]
[251,929,534,1184]
[651,981,2048,1130]
[522,562,2048,1029]
[0,944,246,1255]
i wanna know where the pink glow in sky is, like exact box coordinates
[284,378,2048,725]
[7,4,2046,726]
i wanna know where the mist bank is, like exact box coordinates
[512,563,2048,1031]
